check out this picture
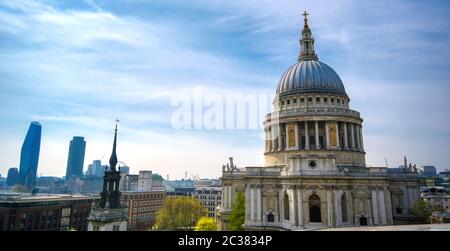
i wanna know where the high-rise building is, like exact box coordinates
[120,165,130,175]
[18,121,42,189]
[422,166,437,177]
[86,160,104,177]
[65,136,86,180]
[6,167,20,186]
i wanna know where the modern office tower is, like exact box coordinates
[18,121,42,189]
[86,160,104,177]
[120,165,130,175]
[6,168,20,186]
[65,137,86,180]
[422,166,437,177]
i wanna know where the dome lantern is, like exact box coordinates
[276,12,348,97]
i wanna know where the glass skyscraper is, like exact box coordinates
[65,136,86,180]
[19,121,42,189]
[6,167,19,186]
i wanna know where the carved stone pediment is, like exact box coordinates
[352,187,370,198]
[303,184,323,190]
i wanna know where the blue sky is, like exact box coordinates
[0,0,449,179]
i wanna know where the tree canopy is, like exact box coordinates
[194,217,217,231]
[227,191,245,231]
[410,199,433,220]
[156,197,207,230]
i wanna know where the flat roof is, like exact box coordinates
[0,193,94,203]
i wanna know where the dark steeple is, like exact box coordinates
[98,119,122,209]
[109,119,119,171]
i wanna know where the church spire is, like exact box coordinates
[298,11,318,61]
[109,118,119,171]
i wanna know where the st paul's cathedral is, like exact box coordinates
[218,12,421,231]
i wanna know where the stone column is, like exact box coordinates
[305,121,310,150]
[371,190,379,225]
[297,188,304,227]
[229,186,233,210]
[327,190,333,227]
[277,124,282,151]
[250,186,255,222]
[336,122,340,149]
[355,125,360,151]
[379,190,387,225]
[325,122,330,149]
[285,124,289,150]
[350,123,355,150]
[294,123,299,149]
[343,123,349,149]
[385,189,393,225]
[315,121,320,149]
[245,185,250,223]
[335,192,341,227]
[264,129,269,153]
[257,186,262,222]
[347,190,354,225]
[359,125,364,151]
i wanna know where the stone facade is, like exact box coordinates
[217,12,421,231]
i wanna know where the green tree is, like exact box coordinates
[410,199,433,221]
[194,217,217,231]
[156,197,207,230]
[227,191,245,231]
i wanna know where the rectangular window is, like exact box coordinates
[337,99,341,104]
[281,101,284,106]
[300,98,305,103]
[331,98,334,103]
[308,97,313,103]
[293,99,297,104]
[287,100,290,105]
[324,97,328,102]
[316,97,320,103]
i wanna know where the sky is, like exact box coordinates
[0,0,449,179]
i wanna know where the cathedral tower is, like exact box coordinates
[264,11,366,169]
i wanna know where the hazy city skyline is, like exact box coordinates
[0,0,449,179]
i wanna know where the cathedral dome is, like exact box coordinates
[276,11,347,97]
[276,60,347,96]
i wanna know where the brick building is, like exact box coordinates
[121,191,165,231]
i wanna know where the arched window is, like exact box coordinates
[284,192,290,221]
[309,194,321,223]
[341,194,348,223]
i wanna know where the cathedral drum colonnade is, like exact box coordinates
[217,12,420,231]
